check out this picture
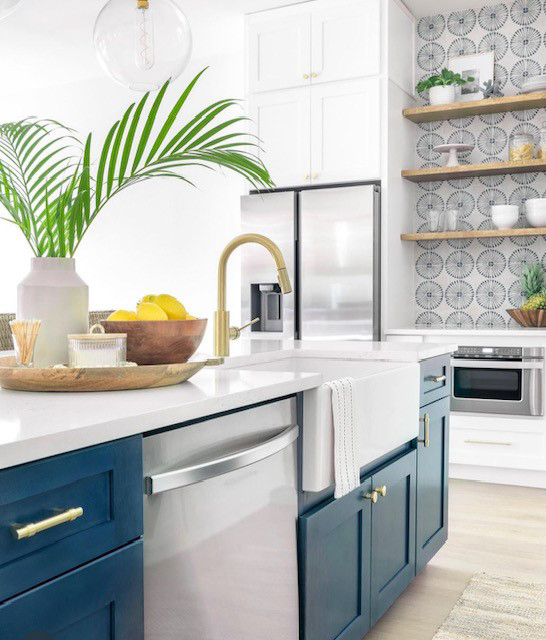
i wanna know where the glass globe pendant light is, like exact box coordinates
[0,0,23,20]
[94,0,192,92]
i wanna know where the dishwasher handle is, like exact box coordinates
[144,424,299,495]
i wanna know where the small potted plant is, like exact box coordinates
[416,68,474,106]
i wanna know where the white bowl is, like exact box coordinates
[491,205,519,230]
[525,206,546,228]
[525,198,546,210]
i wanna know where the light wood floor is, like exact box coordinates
[366,479,546,640]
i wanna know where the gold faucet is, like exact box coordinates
[214,233,292,357]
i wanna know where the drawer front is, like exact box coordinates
[0,436,143,602]
[0,540,143,640]
[450,427,545,470]
[420,356,451,407]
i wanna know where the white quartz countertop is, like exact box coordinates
[219,339,456,367]
[0,340,454,471]
[0,368,321,471]
[387,327,546,338]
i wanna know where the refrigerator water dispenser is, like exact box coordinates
[251,283,283,332]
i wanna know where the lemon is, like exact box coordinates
[136,302,168,321]
[107,310,137,321]
[186,314,197,320]
[154,294,187,320]
[139,294,157,304]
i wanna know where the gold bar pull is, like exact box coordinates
[419,414,430,447]
[425,374,446,383]
[13,507,84,540]
[375,485,387,497]
[464,440,513,447]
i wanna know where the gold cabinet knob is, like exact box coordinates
[311,72,319,78]
[375,485,387,497]
[363,490,378,504]
[303,73,310,79]
[312,173,318,180]
[304,173,310,181]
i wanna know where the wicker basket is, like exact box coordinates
[507,308,546,328]
[0,311,114,351]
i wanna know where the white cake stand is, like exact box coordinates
[433,143,474,167]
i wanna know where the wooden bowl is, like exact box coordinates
[507,309,546,328]
[102,318,208,365]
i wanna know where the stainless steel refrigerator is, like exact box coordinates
[241,184,380,341]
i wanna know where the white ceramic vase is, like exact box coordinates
[428,85,456,106]
[17,258,89,367]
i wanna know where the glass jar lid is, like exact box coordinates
[68,323,127,341]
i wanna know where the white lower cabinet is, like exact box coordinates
[450,425,545,471]
[251,78,380,188]
[311,78,380,184]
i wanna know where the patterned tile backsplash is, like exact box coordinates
[413,0,546,329]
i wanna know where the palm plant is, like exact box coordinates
[0,68,273,258]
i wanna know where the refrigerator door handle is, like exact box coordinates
[144,424,299,495]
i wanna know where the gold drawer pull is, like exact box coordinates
[13,507,84,540]
[419,413,430,447]
[464,440,513,447]
[375,485,387,497]
[363,490,378,503]
[426,374,446,383]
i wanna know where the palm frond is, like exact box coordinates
[0,69,274,257]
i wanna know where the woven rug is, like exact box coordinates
[433,573,546,639]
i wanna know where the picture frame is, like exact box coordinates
[448,51,495,102]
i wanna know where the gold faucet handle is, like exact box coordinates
[229,317,260,340]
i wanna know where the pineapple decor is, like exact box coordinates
[520,263,546,311]
[508,263,546,327]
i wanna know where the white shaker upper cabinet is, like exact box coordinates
[311,1,381,85]
[311,78,380,184]
[250,88,311,188]
[248,14,311,93]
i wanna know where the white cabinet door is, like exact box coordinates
[311,0,381,85]
[248,14,311,93]
[250,88,311,188]
[311,78,381,184]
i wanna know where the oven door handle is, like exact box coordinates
[451,359,543,370]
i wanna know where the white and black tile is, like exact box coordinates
[414,0,546,327]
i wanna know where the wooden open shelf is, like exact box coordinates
[401,158,546,183]
[403,92,546,123]
[401,227,546,242]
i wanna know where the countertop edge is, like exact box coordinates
[0,371,322,471]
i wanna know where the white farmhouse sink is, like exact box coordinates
[240,357,420,492]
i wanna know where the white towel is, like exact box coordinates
[325,377,359,499]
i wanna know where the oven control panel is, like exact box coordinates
[454,346,523,359]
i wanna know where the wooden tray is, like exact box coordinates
[0,356,222,392]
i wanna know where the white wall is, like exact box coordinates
[0,0,247,329]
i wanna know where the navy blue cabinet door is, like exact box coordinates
[416,397,450,574]
[370,451,416,626]
[300,478,373,640]
[0,541,143,640]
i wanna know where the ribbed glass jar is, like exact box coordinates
[68,325,126,368]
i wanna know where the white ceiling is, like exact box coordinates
[402,0,490,18]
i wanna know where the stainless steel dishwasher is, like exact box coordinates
[143,398,299,640]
